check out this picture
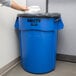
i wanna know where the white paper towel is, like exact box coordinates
[24,6,41,14]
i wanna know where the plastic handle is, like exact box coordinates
[54,18,64,30]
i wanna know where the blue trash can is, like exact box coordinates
[15,13,64,74]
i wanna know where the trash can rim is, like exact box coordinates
[17,13,61,18]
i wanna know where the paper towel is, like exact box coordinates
[24,6,41,14]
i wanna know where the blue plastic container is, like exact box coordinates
[15,13,64,74]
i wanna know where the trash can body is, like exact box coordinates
[19,30,57,73]
[15,13,64,74]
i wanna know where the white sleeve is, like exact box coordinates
[0,0,11,7]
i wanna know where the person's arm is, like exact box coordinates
[0,0,28,11]
[11,0,28,11]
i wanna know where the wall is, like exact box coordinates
[48,0,76,56]
[0,0,26,69]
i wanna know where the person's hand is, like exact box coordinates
[20,6,29,11]
[11,0,29,11]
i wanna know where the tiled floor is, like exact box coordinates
[3,61,76,76]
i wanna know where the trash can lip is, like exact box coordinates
[17,13,61,18]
